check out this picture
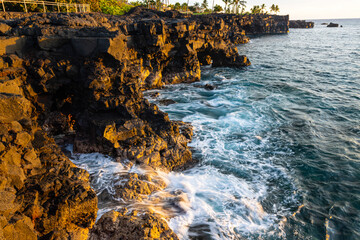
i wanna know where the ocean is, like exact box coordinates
[71,19,360,239]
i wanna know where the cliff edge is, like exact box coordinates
[0,8,289,239]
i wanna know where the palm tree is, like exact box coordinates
[156,0,162,10]
[275,5,279,14]
[239,0,246,13]
[250,5,260,14]
[201,0,208,11]
[231,0,238,13]
[270,4,275,14]
[230,0,245,14]
[194,2,200,12]
[260,3,266,14]
[181,2,188,11]
[174,2,181,10]
[222,0,229,13]
[240,5,245,14]
[213,4,223,12]
[149,0,156,9]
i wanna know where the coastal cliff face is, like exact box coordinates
[0,8,289,239]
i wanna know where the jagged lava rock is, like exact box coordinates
[90,209,178,240]
[0,56,97,239]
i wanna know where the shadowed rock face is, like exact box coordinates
[0,8,289,239]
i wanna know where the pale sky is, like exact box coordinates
[176,0,360,20]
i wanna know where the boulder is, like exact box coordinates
[0,94,32,123]
[0,23,11,35]
[90,210,179,240]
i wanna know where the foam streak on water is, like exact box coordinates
[146,75,300,239]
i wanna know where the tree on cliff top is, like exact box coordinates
[202,0,208,11]
[98,0,133,14]
[1,0,102,12]
[229,0,246,14]
[270,4,279,14]
[250,5,260,14]
[260,3,267,14]
[213,4,223,12]
[222,0,229,13]
[174,2,181,10]
[181,2,188,11]
[194,2,201,12]
[54,0,135,14]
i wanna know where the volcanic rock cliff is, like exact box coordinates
[0,8,289,239]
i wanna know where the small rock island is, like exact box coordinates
[289,20,315,28]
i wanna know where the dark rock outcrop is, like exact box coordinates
[327,22,339,27]
[289,20,314,28]
[0,8,290,239]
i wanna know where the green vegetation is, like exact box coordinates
[250,5,260,14]
[220,0,246,14]
[213,4,223,12]
[201,0,208,11]
[270,4,280,14]
[250,4,279,14]
[98,0,132,15]
[0,0,281,16]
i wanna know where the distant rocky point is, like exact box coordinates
[289,20,314,28]
[327,22,340,27]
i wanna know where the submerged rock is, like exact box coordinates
[159,99,176,106]
[204,84,216,90]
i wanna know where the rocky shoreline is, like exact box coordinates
[0,8,289,239]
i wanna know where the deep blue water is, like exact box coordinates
[144,19,360,239]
